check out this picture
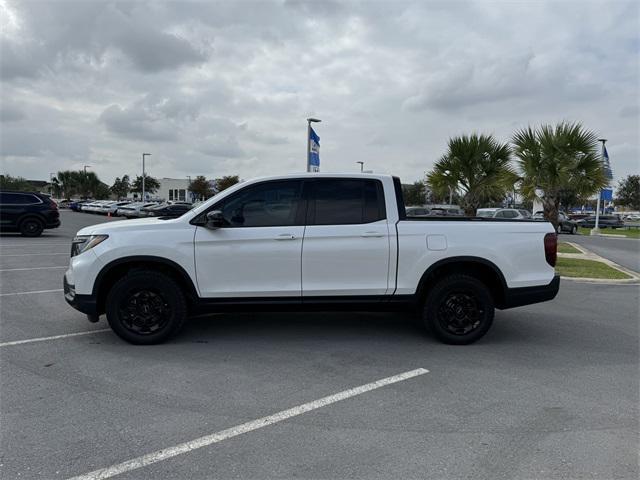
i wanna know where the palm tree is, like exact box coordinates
[427,134,515,216]
[512,122,606,230]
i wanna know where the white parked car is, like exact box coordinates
[116,202,157,218]
[64,173,559,346]
[476,208,532,219]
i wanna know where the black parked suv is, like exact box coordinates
[576,215,625,229]
[0,191,61,236]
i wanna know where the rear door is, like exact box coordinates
[301,178,391,297]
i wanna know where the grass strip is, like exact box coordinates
[556,257,632,279]
[558,243,582,254]
[578,227,640,238]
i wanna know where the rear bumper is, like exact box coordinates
[500,275,560,309]
[63,276,98,316]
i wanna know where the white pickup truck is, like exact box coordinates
[64,173,559,345]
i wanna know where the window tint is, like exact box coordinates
[310,179,385,225]
[215,181,302,227]
[0,193,38,204]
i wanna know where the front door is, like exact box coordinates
[194,180,305,298]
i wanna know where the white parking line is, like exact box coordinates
[0,289,63,296]
[0,253,68,257]
[0,266,67,272]
[0,329,111,347]
[66,368,429,480]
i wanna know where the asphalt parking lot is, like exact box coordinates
[1,211,638,480]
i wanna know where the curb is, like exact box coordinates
[557,242,640,285]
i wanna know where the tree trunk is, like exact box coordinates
[543,196,560,231]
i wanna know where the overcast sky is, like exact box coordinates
[1,0,638,185]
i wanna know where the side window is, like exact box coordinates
[505,210,518,218]
[309,179,386,225]
[495,210,506,218]
[0,193,34,204]
[215,181,302,227]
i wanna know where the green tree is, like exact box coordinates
[110,175,130,199]
[54,170,80,199]
[131,175,161,198]
[402,181,427,206]
[512,122,606,229]
[427,134,515,216]
[615,175,640,210]
[76,171,102,198]
[0,174,36,191]
[215,175,240,192]
[188,175,213,200]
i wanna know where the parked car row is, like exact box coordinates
[405,206,464,217]
[71,200,194,218]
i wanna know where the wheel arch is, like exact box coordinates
[415,256,508,308]
[93,256,199,315]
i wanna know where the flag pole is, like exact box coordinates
[306,120,311,172]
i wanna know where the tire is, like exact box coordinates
[571,225,577,235]
[422,274,494,345]
[105,270,187,345]
[19,217,44,237]
[556,224,562,234]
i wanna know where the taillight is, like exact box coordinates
[544,233,557,267]
[49,198,58,210]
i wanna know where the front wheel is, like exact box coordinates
[422,274,494,345]
[106,270,187,345]
[571,225,577,235]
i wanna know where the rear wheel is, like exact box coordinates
[422,274,494,345]
[571,225,577,234]
[19,217,44,237]
[105,270,187,345]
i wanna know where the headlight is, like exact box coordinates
[71,235,108,257]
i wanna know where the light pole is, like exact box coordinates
[142,153,151,201]
[356,161,364,172]
[591,139,607,235]
[306,118,321,172]
[83,165,91,174]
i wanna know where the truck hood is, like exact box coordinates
[76,217,184,236]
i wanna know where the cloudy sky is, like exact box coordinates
[1,0,638,186]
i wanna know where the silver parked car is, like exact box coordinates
[476,208,532,219]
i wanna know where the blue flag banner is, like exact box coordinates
[309,127,320,171]
[600,188,613,201]
[603,146,613,181]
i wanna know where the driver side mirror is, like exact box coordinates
[205,210,225,229]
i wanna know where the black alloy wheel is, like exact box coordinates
[423,274,494,345]
[20,218,44,237]
[118,289,172,335]
[436,291,484,336]
[106,270,187,345]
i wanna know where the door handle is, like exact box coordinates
[361,231,384,238]
[275,233,296,240]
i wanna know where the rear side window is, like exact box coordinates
[308,179,386,225]
[0,192,40,204]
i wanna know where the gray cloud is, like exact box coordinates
[1,0,638,185]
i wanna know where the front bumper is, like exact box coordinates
[500,275,560,309]
[63,275,98,316]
